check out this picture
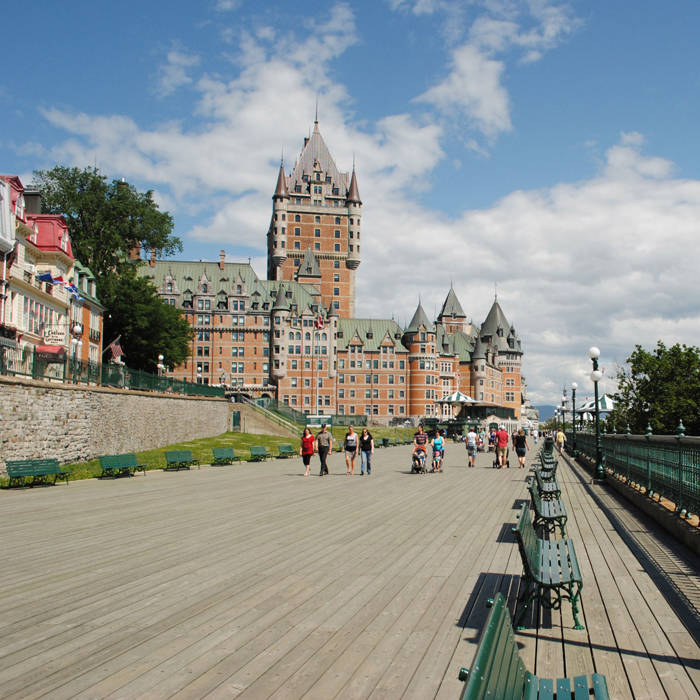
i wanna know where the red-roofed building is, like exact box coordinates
[0,176,103,376]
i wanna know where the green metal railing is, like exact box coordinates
[0,345,224,398]
[571,431,700,519]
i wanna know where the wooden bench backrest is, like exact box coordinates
[514,503,539,580]
[250,446,268,456]
[278,444,293,452]
[460,593,528,700]
[165,450,194,462]
[99,453,139,468]
[6,458,60,475]
[212,447,235,458]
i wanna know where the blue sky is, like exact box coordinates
[4,0,700,405]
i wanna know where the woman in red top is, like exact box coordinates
[299,427,315,477]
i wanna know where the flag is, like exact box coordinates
[65,284,84,301]
[314,315,324,330]
[38,272,55,283]
[105,336,125,361]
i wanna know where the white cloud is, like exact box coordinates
[33,3,700,406]
[415,44,512,138]
[412,1,579,141]
[214,0,241,11]
[155,49,201,98]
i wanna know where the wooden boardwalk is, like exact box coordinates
[1,445,699,699]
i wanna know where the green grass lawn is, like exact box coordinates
[0,426,418,487]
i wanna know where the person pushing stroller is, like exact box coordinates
[412,424,429,472]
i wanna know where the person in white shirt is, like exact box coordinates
[466,428,478,468]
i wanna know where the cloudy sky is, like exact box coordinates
[4,0,700,405]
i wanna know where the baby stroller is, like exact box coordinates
[411,449,427,474]
[493,447,511,469]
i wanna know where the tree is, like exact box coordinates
[34,166,181,282]
[34,166,190,371]
[610,341,700,435]
[104,272,192,371]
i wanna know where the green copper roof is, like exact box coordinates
[296,247,321,279]
[139,259,322,316]
[337,318,408,353]
[71,259,103,307]
[439,286,466,319]
[405,301,434,333]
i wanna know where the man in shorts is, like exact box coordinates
[496,424,509,468]
[466,427,478,467]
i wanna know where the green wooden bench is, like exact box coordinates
[5,458,69,488]
[513,503,584,630]
[532,468,561,499]
[277,444,296,459]
[249,445,270,462]
[98,453,146,478]
[164,450,199,471]
[528,481,567,537]
[211,447,241,465]
[382,437,390,448]
[457,593,608,699]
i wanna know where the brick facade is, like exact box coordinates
[140,123,525,424]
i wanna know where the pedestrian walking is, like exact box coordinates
[344,425,358,475]
[359,428,374,474]
[514,429,529,469]
[496,425,509,468]
[556,428,566,453]
[316,423,332,475]
[466,426,478,467]
[299,427,315,477]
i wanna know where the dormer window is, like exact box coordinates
[30,222,38,244]
[60,231,69,251]
[166,281,173,293]
[15,194,25,220]
[202,283,208,294]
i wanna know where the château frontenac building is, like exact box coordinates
[140,122,524,423]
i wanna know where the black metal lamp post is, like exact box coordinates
[571,382,578,456]
[589,346,604,480]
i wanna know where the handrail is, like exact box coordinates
[239,397,300,434]
[569,430,700,520]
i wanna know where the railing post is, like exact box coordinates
[676,420,685,516]
[645,422,653,497]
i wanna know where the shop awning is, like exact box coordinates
[35,345,66,356]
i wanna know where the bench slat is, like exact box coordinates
[459,594,608,699]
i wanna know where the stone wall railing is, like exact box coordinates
[0,375,229,472]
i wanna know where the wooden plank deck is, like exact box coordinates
[1,444,698,699]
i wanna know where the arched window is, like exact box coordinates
[166,281,173,293]
[202,283,208,293]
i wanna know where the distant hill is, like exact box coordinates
[534,405,556,421]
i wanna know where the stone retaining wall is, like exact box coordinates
[0,376,229,472]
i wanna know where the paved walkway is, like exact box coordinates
[1,445,699,699]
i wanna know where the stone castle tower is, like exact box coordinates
[266,120,361,318]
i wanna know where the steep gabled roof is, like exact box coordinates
[481,298,510,337]
[337,319,407,353]
[405,302,434,333]
[439,286,466,319]
[289,121,350,194]
[296,247,321,279]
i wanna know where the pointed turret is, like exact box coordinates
[346,166,361,204]
[406,302,434,334]
[273,161,289,199]
[439,286,466,319]
[272,283,290,311]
